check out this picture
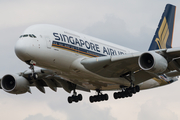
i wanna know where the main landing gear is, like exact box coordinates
[89,89,108,103]
[68,89,82,103]
[114,71,140,99]
[113,85,140,99]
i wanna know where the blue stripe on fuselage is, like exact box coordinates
[52,41,106,57]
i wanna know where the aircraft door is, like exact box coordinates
[74,45,79,56]
[70,44,79,56]
[45,36,52,49]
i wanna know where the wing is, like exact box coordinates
[0,68,90,94]
[81,52,141,77]
[81,47,180,84]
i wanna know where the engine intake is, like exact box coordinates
[138,52,168,73]
[1,74,30,94]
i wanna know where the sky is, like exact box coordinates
[0,0,180,120]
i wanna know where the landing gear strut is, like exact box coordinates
[114,71,140,99]
[28,60,38,79]
[68,89,82,103]
[89,89,108,103]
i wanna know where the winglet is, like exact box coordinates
[148,4,176,51]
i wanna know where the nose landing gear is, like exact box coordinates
[26,60,38,80]
[29,64,38,79]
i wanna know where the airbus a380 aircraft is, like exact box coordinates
[0,4,179,103]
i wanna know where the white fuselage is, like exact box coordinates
[15,24,167,91]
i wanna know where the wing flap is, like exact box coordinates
[166,47,180,58]
[133,70,153,84]
[166,70,180,77]
[22,69,90,93]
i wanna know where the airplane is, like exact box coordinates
[0,4,179,103]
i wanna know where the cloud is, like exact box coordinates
[137,99,178,120]
[83,14,153,51]
[0,89,68,120]
[24,114,59,120]
[0,26,28,76]
[48,99,116,120]
[0,88,116,120]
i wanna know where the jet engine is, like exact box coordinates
[138,52,168,74]
[1,74,30,94]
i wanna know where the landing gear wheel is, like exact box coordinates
[131,87,137,94]
[33,73,38,79]
[67,86,83,104]
[89,96,94,103]
[28,73,38,80]
[104,94,108,100]
[78,94,82,101]
[97,95,101,102]
[113,85,140,100]
[127,92,133,97]
[68,97,73,103]
[89,90,109,103]
[74,96,78,103]
[113,92,118,99]
[135,85,140,92]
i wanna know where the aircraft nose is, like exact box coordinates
[15,39,29,61]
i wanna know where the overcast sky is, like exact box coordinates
[0,0,180,120]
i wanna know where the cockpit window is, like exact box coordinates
[23,34,28,37]
[29,34,33,38]
[19,34,37,38]
[32,34,36,38]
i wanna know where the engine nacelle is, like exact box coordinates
[1,74,30,94]
[138,52,168,73]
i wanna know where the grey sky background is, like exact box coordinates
[0,0,180,120]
